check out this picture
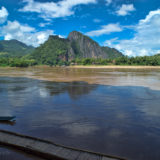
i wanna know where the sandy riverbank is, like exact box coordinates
[1,65,160,69]
[68,65,160,69]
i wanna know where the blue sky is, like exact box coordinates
[0,0,160,56]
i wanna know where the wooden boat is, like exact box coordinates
[0,116,16,121]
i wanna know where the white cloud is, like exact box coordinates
[0,6,8,24]
[106,0,112,6]
[0,20,53,47]
[63,122,98,136]
[3,20,35,33]
[86,23,122,36]
[58,35,65,38]
[105,9,160,56]
[93,18,101,23]
[39,22,51,27]
[104,37,118,46]
[19,0,97,20]
[116,4,135,16]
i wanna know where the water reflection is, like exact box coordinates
[43,81,97,99]
[0,77,160,160]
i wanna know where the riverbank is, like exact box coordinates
[68,65,160,69]
[1,65,160,69]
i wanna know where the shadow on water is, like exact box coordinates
[0,77,160,160]
[0,121,16,126]
[0,145,45,160]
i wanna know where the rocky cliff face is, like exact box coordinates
[68,31,108,59]
[101,46,123,59]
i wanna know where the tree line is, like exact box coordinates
[115,55,160,66]
[0,58,36,67]
[0,55,160,67]
[71,55,160,66]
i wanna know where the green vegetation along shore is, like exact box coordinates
[0,55,160,67]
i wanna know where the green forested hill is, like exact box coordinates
[0,39,34,57]
[30,35,74,65]
[0,31,125,66]
[30,31,124,65]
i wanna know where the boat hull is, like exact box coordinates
[0,116,16,121]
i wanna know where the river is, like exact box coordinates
[0,66,160,160]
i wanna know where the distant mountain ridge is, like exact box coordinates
[0,39,34,57]
[30,31,123,65]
